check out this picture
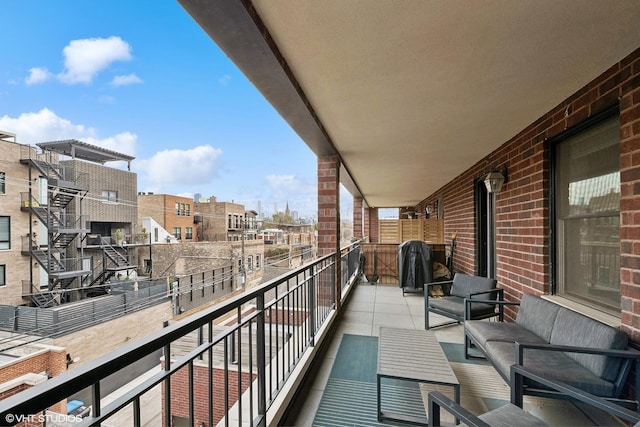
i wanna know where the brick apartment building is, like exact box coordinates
[0,133,37,306]
[194,196,257,242]
[138,193,197,243]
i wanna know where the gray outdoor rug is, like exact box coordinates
[312,334,424,426]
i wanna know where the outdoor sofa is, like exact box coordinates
[428,364,640,427]
[464,293,640,408]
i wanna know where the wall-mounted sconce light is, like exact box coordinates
[484,167,507,194]
[425,205,433,215]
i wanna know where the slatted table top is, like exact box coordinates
[378,327,459,387]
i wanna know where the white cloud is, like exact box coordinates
[0,109,137,158]
[111,73,142,87]
[57,36,133,84]
[25,67,52,85]
[0,108,96,143]
[85,132,137,157]
[137,146,223,186]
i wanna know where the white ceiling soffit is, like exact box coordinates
[250,0,640,208]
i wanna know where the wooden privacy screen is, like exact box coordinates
[378,219,444,244]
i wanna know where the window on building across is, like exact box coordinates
[554,115,620,315]
[185,227,193,240]
[173,227,181,240]
[175,203,180,215]
[0,172,5,194]
[186,204,190,216]
[247,256,253,271]
[0,217,9,250]
[0,265,5,286]
[256,255,261,269]
[101,190,118,203]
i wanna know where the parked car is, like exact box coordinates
[66,400,91,418]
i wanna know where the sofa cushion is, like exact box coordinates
[429,296,496,319]
[449,274,497,301]
[549,308,629,381]
[465,320,547,348]
[516,294,561,342]
[485,341,616,397]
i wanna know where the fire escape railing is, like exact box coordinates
[0,242,363,427]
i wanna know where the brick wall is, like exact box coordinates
[619,49,640,343]
[368,208,379,243]
[415,47,640,341]
[0,346,67,416]
[353,197,363,238]
[161,364,255,426]
[317,156,341,307]
[317,156,340,256]
[0,140,35,305]
[138,194,197,242]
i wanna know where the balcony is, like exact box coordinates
[284,283,615,426]
[0,241,626,426]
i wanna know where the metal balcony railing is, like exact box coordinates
[0,242,363,427]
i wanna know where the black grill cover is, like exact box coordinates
[398,240,433,290]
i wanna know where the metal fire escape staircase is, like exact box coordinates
[84,236,133,297]
[21,156,91,307]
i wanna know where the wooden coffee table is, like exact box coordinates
[377,327,460,425]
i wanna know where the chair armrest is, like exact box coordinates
[463,289,505,321]
[425,280,453,288]
[510,365,640,424]
[464,296,518,320]
[467,288,504,299]
[465,298,518,307]
[428,391,489,427]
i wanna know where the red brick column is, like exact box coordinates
[368,208,379,243]
[318,156,341,308]
[363,206,370,242]
[353,197,363,239]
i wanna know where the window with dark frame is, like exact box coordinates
[0,265,5,286]
[173,227,181,240]
[554,115,621,314]
[185,227,193,240]
[101,190,118,203]
[0,217,9,250]
[0,172,5,194]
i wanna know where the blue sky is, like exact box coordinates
[0,0,339,219]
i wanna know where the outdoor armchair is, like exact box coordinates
[424,273,503,330]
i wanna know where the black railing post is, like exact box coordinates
[163,320,171,427]
[256,293,266,426]
[309,269,316,347]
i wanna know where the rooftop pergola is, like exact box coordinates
[37,139,135,170]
